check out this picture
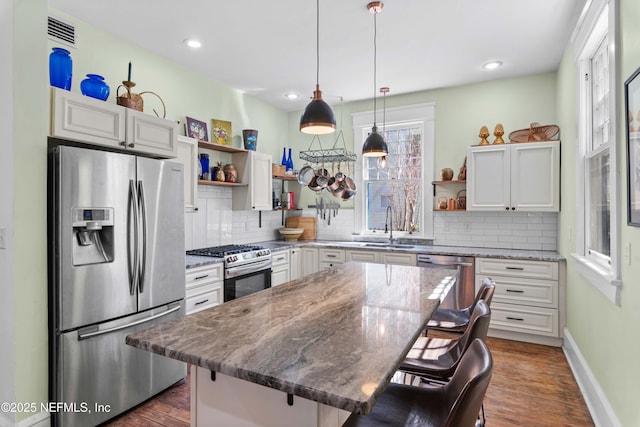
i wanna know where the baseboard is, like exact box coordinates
[0,412,49,427]
[563,328,621,427]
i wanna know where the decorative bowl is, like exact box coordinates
[278,227,304,241]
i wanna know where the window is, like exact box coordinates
[573,0,622,305]
[353,103,435,238]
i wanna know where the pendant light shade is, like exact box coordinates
[362,1,388,157]
[300,85,336,135]
[362,125,387,157]
[300,0,336,135]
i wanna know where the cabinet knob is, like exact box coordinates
[511,207,515,210]
[120,141,126,146]
[128,143,135,148]
[505,207,509,211]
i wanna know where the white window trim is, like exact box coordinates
[571,0,622,305]
[352,102,435,239]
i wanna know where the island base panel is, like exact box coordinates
[192,366,350,427]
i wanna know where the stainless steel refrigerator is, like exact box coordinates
[48,144,187,427]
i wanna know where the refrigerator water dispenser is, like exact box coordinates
[72,207,114,265]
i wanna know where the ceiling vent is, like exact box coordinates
[47,16,77,48]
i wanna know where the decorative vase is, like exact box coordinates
[199,154,209,180]
[281,148,287,166]
[223,164,237,183]
[80,74,110,101]
[216,167,226,182]
[286,148,294,172]
[49,47,72,90]
[242,129,258,150]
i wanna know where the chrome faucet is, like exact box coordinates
[385,205,394,244]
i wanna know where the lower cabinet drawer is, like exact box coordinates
[186,283,222,314]
[489,302,559,337]
[320,261,342,270]
[186,263,223,290]
[476,276,558,308]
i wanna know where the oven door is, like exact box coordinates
[224,261,272,302]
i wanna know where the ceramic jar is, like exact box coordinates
[223,164,237,183]
[80,74,110,101]
[49,47,72,90]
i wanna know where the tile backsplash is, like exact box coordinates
[433,211,558,251]
[185,187,558,251]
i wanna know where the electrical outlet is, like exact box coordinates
[624,243,631,266]
[0,226,5,249]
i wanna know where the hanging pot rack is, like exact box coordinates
[299,133,357,164]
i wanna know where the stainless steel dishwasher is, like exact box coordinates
[417,254,475,310]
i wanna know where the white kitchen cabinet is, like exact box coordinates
[380,252,417,266]
[346,250,416,266]
[176,135,198,212]
[51,87,177,158]
[301,247,319,276]
[232,150,273,211]
[290,248,301,280]
[271,250,290,287]
[346,250,378,263]
[475,257,565,346]
[185,263,223,314]
[319,248,346,270]
[466,141,559,212]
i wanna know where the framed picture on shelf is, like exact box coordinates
[625,66,640,226]
[212,119,232,146]
[185,117,208,141]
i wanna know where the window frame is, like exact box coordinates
[571,0,622,305]
[352,103,435,239]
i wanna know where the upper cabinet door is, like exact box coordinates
[250,151,273,210]
[51,87,126,149]
[467,142,560,212]
[510,142,560,211]
[176,135,198,212]
[467,145,511,211]
[125,109,178,158]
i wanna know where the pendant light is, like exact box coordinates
[362,1,388,157]
[299,0,336,135]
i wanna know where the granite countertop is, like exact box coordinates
[186,240,564,269]
[126,262,456,414]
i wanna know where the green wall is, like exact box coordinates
[7,1,638,425]
[557,0,640,425]
[49,9,289,162]
[288,73,558,208]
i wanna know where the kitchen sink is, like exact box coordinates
[363,243,415,249]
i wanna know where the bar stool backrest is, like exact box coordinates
[444,339,493,427]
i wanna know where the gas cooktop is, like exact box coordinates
[187,244,267,258]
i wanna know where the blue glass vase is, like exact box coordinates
[80,74,110,101]
[49,47,72,90]
[286,148,294,171]
[281,148,287,166]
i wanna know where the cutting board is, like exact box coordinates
[285,216,316,240]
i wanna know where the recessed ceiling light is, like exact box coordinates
[284,92,299,100]
[483,61,503,70]
[184,39,202,49]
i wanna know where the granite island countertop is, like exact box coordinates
[126,262,456,414]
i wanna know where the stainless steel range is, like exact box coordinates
[187,244,272,301]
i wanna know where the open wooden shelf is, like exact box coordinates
[197,180,248,187]
[197,140,247,153]
[272,174,298,181]
[431,180,466,185]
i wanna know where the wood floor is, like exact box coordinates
[102,337,593,426]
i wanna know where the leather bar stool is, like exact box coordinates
[427,277,495,335]
[401,300,491,379]
[343,339,493,427]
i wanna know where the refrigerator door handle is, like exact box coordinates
[128,179,139,295]
[137,180,147,294]
[77,305,182,340]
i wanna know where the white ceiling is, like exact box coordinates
[49,0,586,112]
